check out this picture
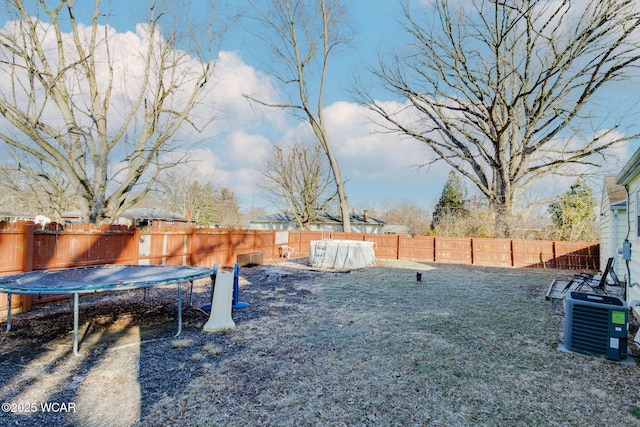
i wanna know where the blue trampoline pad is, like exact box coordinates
[0,264,212,294]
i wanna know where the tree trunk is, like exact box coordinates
[313,122,351,232]
[336,176,350,233]
[491,196,514,239]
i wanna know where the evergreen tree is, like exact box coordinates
[432,171,468,233]
[548,179,597,241]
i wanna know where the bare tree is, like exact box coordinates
[153,171,219,226]
[0,161,74,221]
[243,0,352,231]
[358,0,640,237]
[215,187,244,228]
[379,201,431,236]
[257,138,336,230]
[148,171,244,227]
[0,0,220,223]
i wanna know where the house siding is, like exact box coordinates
[600,207,628,280]
[613,209,628,280]
[614,148,640,310]
[600,185,612,269]
[624,176,640,304]
[599,177,628,281]
[616,177,640,303]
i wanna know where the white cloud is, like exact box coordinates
[324,101,438,178]
[182,148,226,179]
[166,132,270,202]
[224,131,271,165]
[206,51,287,134]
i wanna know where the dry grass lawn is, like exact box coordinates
[1,259,638,426]
[140,260,639,426]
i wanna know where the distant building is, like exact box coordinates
[0,212,35,223]
[61,208,193,227]
[249,211,386,234]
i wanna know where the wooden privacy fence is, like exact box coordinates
[0,221,599,316]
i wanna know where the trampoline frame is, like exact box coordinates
[0,264,213,356]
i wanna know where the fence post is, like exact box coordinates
[510,239,515,268]
[433,236,437,263]
[272,230,277,260]
[470,238,475,265]
[21,223,34,273]
[21,223,34,313]
[186,217,193,265]
[132,227,141,265]
[227,229,232,266]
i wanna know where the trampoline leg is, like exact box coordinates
[5,293,12,332]
[73,293,80,356]
[175,282,182,337]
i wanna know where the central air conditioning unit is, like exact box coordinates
[563,291,628,361]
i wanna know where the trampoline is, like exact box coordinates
[0,264,213,355]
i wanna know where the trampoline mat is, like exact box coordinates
[0,265,212,294]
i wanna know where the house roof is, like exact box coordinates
[251,212,386,225]
[118,208,190,222]
[0,211,35,221]
[616,147,640,186]
[604,175,627,206]
[62,208,190,222]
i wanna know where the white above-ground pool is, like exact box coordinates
[309,240,376,269]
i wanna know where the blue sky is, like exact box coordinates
[0,0,636,217]
[193,0,474,213]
